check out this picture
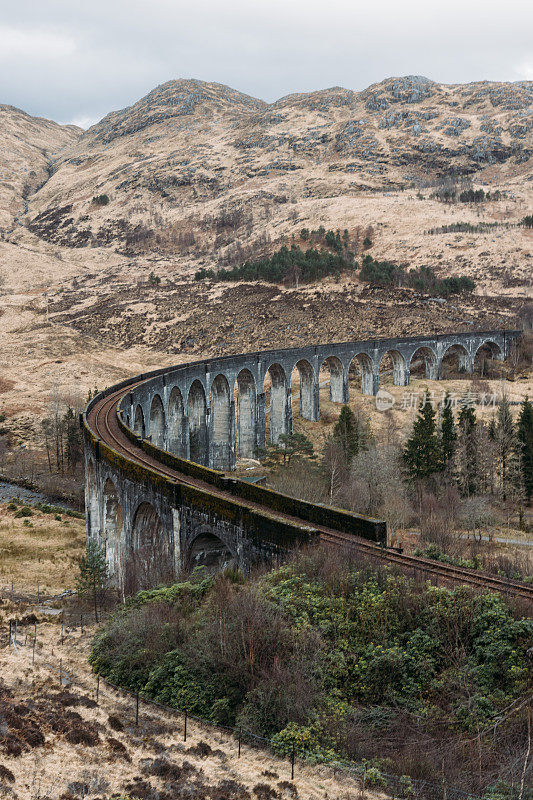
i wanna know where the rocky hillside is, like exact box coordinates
[10,76,530,268]
[0,76,530,453]
[0,105,80,230]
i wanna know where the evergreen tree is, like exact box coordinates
[403,391,442,482]
[496,395,515,500]
[77,540,108,621]
[269,432,314,465]
[458,403,476,434]
[333,405,370,466]
[517,397,533,502]
[440,393,457,467]
[457,403,478,496]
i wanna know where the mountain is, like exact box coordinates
[0,105,80,230]
[0,77,530,445]
[13,75,530,260]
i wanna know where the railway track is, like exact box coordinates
[87,386,533,607]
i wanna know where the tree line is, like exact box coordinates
[359,256,475,295]
[89,548,533,796]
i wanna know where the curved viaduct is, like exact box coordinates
[83,328,520,596]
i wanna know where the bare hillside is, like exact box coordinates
[18,76,531,266]
[0,76,531,443]
[0,105,80,230]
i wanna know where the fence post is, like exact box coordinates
[96,674,100,703]
[80,614,84,634]
[184,710,187,742]
[291,739,295,781]
[8,620,11,647]
[135,690,140,725]
[238,728,241,758]
[32,635,36,665]
[59,658,62,686]
[61,616,64,645]
[37,584,39,602]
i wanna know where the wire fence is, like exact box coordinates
[5,617,513,800]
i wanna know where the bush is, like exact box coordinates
[365,767,386,787]
[14,506,33,518]
[90,552,533,792]
[270,722,321,757]
[91,194,109,206]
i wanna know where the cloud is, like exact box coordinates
[0,0,532,124]
[515,61,533,80]
[63,115,99,130]
[0,25,76,60]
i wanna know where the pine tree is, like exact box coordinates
[76,540,108,621]
[403,391,442,482]
[517,397,533,502]
[333,405,370,466]
[270,432,314,465]
[440,393,457,466]
[457,403,478,496]
[496,394,515,500]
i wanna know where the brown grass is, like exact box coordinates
[0,618,381,800]
[0,504,85,595]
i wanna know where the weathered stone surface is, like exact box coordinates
[85,329,519,594]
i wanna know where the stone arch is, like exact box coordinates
[167,386,186,457]
[320,356,345,403]
[440,343,473,378]
[235,369,257,459]
[127,502,174,594]
[210,374,233,470]
[473,340,504,377]
[149,394,166,449]
[349,352,375,395]
[187,527,236,573]
[86,459,99,539]
[379,349,408,386]
[291,359,316,420]
[134,404,145,438]
[187,380,208,465]
[409,346,438,380]
[264,363,289,444]
[102,478,123,584]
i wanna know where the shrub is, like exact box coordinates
[91,194,109,206]
[90,553,533,792]
[270,722,320,757]
[365,767,386,787]
[14,506,33,518]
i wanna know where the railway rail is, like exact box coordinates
[87,384,533,608]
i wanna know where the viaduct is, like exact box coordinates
[83,328,520,596]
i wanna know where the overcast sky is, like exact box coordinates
[1,0,532,128]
